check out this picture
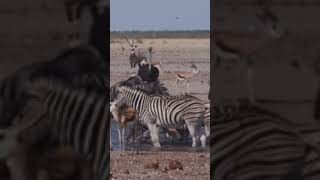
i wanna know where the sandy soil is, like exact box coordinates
[110,151,210,180]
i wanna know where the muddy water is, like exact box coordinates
[110,120,209,152]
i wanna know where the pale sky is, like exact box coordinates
[110,0,210,31]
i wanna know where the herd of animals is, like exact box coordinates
[109,36,210,152]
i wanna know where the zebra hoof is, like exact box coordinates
[154,143,161,148]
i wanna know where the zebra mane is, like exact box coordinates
[110,75,169,101]
[119,85,152,95]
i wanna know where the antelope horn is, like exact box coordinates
[126,37,133,46]
[121,34,133,47]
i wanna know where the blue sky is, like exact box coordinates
[110,0,210,31]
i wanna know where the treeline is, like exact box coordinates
[216,0,320,6]
[110,30,210,39]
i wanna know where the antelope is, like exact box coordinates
[124,37,147,68]
[123,37,159,82]
[110,101,137,152]
[214,3,288,103]
[173,63,199,95]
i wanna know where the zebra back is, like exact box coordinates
[118,86,208,126]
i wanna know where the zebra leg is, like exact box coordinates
[147,123,161,147]
[131,122,136,154]
[117,127,122,152]
[185,121,197,147]
[122,127,126,152]
[204,109,210,138]
[110,136,112,151]
[200,135,206,148]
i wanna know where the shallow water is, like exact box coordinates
[110,120,209,152]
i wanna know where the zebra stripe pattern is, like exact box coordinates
[113,86,210,148]
[39,83,109,180]
[211,103,320,180]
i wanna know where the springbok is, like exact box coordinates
[110,101,137,152]
[214,3,288,103]
[173,63,199,95]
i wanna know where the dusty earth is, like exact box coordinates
[110,151,210,180]
[110,38,210,179]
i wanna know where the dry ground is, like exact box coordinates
[110,38,210,101]
[110,151,210,180]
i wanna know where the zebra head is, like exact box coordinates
[112,86,130,105]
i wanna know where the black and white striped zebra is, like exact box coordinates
[113,86,210,148]
[211,102,320,180]
[0,79,109,180]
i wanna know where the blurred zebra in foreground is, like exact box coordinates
[0,2,108,179]
[112,86,210,148]
[211,102,320,180]
[0,79,110,180]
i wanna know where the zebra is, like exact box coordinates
[0,2,108,179]
[112,85,210,148]
[110,75,169,102]
[0,79,110,180]
[211,102,320,180]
